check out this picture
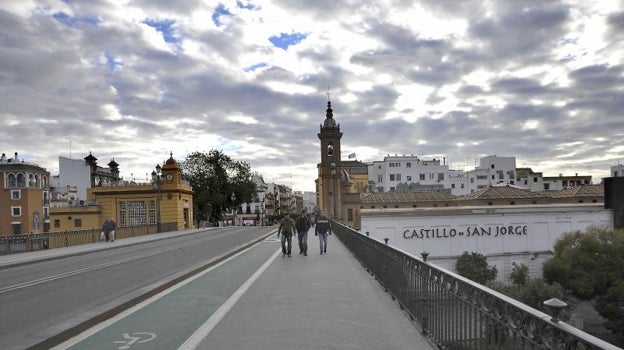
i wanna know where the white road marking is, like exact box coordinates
[177,248,281,350]
[51,242,278,349]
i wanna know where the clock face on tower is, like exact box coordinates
[165,173,173,181]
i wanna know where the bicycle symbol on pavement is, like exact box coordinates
[113,332,157,349]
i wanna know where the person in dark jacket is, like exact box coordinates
[314,211,332,255]
[277,213,296,257]
[295,210,311,256]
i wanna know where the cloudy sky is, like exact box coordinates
[1,0,622,192]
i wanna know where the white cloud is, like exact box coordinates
[0,0,621,192]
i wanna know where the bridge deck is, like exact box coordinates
[1,229,435,349]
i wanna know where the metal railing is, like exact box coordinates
[0,222,178,255]
[331,220,621,350]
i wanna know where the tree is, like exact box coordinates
[543,227,624,338]
[491,263,567,318]
[182,150,257,223]
[455,251,498,285]
[510,262,530,287]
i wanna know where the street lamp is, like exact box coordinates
[231,192,236,226]
[151,164,163,233]
[330,162,336,218]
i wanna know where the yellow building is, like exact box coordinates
[88,153,193,232]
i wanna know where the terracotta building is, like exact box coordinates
[0,152,51,235]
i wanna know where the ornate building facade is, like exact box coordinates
[0,152,51,235]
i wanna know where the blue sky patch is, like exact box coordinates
[104,52,120,71]
[268,32,307,50]
[53,12,99,27]
[212,4,232,27]
[236,1,260,11]
[244,62,268,72]
[143,19,179,45]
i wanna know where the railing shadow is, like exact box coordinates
[331,220,621,350]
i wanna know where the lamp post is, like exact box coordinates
[231,192,236,226]
[330,162,336,218]
[151,164,163,233]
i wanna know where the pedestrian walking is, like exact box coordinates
[101,218,111,242]
[315,211,332,255]
[277,213,296,257]
[108,217,117,242]
[295,210,311,256]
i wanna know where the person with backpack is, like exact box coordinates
[314,211,332,255]
[295,210,311,256]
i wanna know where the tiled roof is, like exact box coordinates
[457,185,549,200]
[362,191,455,203]
[549,184,604,198]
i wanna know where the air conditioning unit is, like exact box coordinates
[79,200,85,206]
[68,200,76,206]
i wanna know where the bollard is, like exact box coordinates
[384,237,389,244]
[421,251,430,262]
[366,231,369,236]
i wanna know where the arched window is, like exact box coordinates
[29,174,35,187]
[42,175,48,188]
[34,175,40,188]
[7,174,16,187]
[327,144,334,156]
[17,173,26,187]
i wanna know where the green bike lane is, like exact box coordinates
[54,239,280,350]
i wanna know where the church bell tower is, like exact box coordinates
[317,99,343,218]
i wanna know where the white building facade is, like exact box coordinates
[360,204,612,283]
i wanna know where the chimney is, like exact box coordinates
[14,152,18,160]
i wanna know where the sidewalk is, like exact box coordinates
[0,228,203,268]
[193,233,436,350]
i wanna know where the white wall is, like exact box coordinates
[361,204,612,281]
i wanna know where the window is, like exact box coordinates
[54,220,60,228]
[347,209,353,221]
[406,163,411,168]
[17,173,26,187]
[406,176,412,181]
[389,174,401,181]
[119,202,127,227]
[461,184,464,188]
[11,190,20,200]
[74,219,82,228]
[419,174,425,180]
[438,173,444,181]
[377,175,383,183]
[378,165,381,169]
[327,144,334,156]
[497,170,504,179]
[7,174,16,187]
[533,177,538,182]
[148,201,156,224]
[451,184,455,189]
[11,206,21,217]
[429,173,434,180]
[491,164,495,169]
[128,201,147,226]
[389,163,395,167]
[491,175,495,180]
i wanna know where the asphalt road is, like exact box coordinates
[0,226,275,350]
